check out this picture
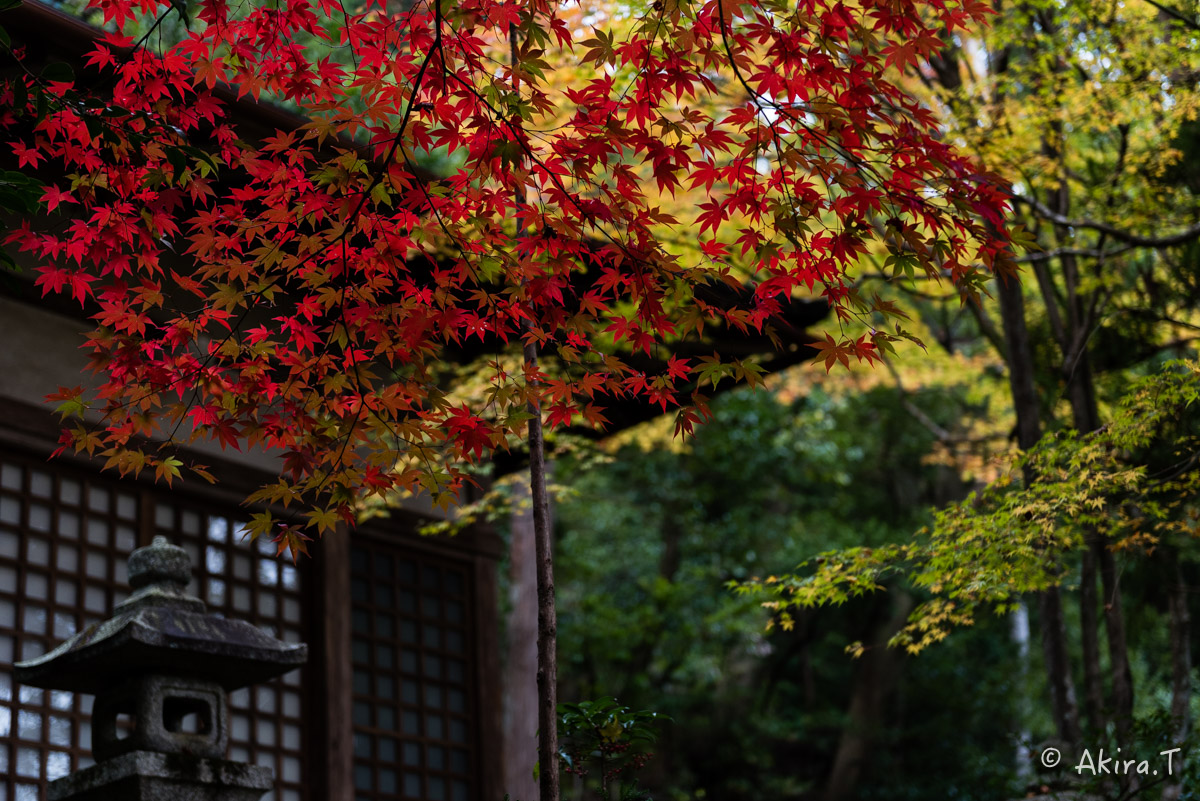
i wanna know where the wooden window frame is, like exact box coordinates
[0,397,502,801]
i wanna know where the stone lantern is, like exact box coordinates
[15,535,308,801]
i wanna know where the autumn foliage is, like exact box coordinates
[4,0,1011,552]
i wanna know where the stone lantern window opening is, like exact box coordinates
[90,676,227,761]
[164,695,212,736]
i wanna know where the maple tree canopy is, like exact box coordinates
[2,0,1014,557]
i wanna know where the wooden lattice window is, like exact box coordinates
[0,451,139,801]
[0,446,311,801]
[349,541,475,801]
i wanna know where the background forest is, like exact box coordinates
[527,0,1200,798]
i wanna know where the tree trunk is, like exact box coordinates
[1051,107,1137,756]
[822,592,914,801]
[1165,547,1191,801]
[995,258,1042,454]
[503,479,542,801]
[1061,318,1134,750]
[525,360,559,801]
[995,268,1082,749]
[1011,601,1034,785]
[983,20,1082,754]
[512,21,559,799]
[1038,589,1083,747]
[1078,545,1106,735]
[1095,540,1134,743]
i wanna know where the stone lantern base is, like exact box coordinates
[48,751,274,801]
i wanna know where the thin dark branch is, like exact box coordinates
[1016,245,1136,263]
[967,301,1010,363]
[1141,0,1200,31]
[882,358,1002,446]
[1124,336,1200,368]
[1014,195,1200,247]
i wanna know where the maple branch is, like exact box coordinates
[76,0,454,503]
[855,271,957,290]
[1118,310,1200,333]
[1014,194,1200,247]
[1126,336,1200,367]
[10,0,1011,566]
[882,359,952,442]
[9,0,454,456]
[965,301,1010,364]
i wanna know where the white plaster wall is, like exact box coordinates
[0,294,94,408]
[0,293,285,473]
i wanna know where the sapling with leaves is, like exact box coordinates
[558,698,664,801]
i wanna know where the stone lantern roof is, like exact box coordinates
[17,536,307,693]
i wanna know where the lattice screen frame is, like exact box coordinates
[0,452,141,801]
[0,447,313,801]
[0,437,499,801]
[348,539,477,801]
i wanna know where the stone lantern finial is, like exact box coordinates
[128,535,192,588]
[114,534,204,616]
[15,535,308,801]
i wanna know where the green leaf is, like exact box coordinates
[167,147,188,181]
[306,506,339,534]
[182,145,220,175]
[41,61,74,83]
[12,76,26,111]
[0,170,43,214]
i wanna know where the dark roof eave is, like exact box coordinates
[3,0,314,136]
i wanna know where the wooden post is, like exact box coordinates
[318,529,354,801]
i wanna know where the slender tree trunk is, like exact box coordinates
[1057,273,1114,744]
[503,480,542,801]
[511,20,559,799]
[1165,547,1191,801]
[995,273,1041,453]
[1011,601,1034,785]
[995,269,1082,749]
[1078,545,1106,735]
[1051,102,1137,755]
[1038,590,1083,746]
[1062,327,1134,748]
[1055,242,1112,747]
[978,23,1086,761]
[525,378,559,801]
[823,592,913,801]
[1095,542,1134,741]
